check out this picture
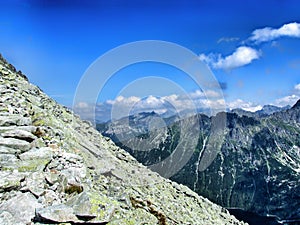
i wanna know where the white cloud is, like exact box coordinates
[196,98,226,110]
[200,46,261,70]
[272,83,300,107]
[200,22,300,71]
[217,37,239,44]
[250,22,300,43]
[106,96,141,105]
[274,94,299,107]
[76,102,89,108]
[214,47,261,69]
[161,94,178,102]
[187,89,221,99]
[144,95,162,106]
[227,99,262,112]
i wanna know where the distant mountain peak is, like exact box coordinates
[261,104,279,110]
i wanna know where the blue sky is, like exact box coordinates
[1,0,300,121]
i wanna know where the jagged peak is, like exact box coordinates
[292,99,300,109]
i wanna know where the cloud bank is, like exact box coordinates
[74,83,300,122]
[73,88,227,122]
[74,88,283,122]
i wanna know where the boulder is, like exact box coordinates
[0,137,31,153]
[0,171,25,192]
[0,115,31,126]
[21,172,46,197]
[0,192,41,224]
[35,191,117,224]
[17,147,53,172]
[35,204,77,223]
[67,191,116,222]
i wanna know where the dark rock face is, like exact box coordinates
[98,101,300,224]
[292,99,300,109]
[0,54,246,225]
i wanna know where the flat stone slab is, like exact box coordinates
[1,129,36,142]
[35,204,78,223]
[0,115,31,126]
[0,125,37,133]
[0,137,31,152]
[19,147,53,161]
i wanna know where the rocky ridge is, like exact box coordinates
[230,105,290,118]
[99,100,300,224]
[0,54,246,224]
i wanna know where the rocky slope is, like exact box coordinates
[99,101,300,224]
[0,54,247,225]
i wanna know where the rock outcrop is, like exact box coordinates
[0,54,246,224]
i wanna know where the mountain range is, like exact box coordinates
[231,105,291,118]
[98,99,300,225]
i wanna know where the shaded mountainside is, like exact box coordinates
[0,54,247,225]
[98,101,300,224]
